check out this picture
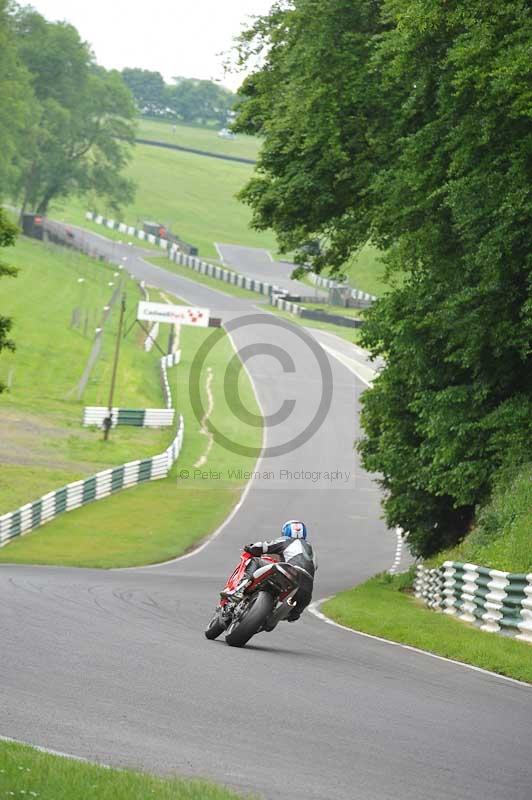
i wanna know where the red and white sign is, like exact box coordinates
[137,301,209,327]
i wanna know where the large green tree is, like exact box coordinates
[166,77,235,125]
[121,68,166,115]
[12,6,137,217]
[0,0,32,197]
[235,0,532,556]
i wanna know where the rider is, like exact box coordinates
[225,520,317,621]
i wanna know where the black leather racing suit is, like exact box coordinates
[244,536,317,620]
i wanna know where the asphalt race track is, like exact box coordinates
[1,229,531,800]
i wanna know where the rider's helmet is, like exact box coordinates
[281,520,307,540]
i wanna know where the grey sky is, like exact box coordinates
[27,0,274,90]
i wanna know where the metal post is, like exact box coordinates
[103,292,126,441]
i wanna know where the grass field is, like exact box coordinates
[270,307,361,345]
[342,244,390,296]
[0,236,175,514]
[0,321,263,568]
[53,143,278,261]
[302,302,363,320]
[426,463,532,574]
[323,571,532,684]
[137,117,261,161]
[0,740,252,800]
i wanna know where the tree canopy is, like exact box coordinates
[0,0,32,194]
[2,4,136,217]
[121,69,236,126]
[122,68,167,116]
[234,0,532,556]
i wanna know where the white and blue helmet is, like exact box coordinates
[281,520,307,540]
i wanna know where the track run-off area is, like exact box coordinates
[1,229,530,800]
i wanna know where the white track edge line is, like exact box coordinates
[214,242,225,263]
[115,327,268,570]
[0,734,111,768]
[306,598,531,689]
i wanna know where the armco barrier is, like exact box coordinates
[83,350,181,427]
[0,416,184,547]
[414,562,532,644]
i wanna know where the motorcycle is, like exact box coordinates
[204,550,304,647]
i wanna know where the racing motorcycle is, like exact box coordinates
[204,551,303,647]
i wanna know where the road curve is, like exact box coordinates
[1,231,531,800]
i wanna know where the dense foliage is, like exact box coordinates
[0,0,31,195]
[234,0,532,556]
[430,462,532,574]
[0,3,136,217]
[121,69,236,126]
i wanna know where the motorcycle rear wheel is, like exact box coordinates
[204,608,226,640]
[225,591,274,648]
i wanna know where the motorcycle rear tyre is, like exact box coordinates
[225,591,274,648]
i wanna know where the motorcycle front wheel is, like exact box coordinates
[225,591,274,648]
[204,608,226,640]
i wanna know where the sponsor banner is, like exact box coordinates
[137,301,210,327]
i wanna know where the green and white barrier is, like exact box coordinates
[414,562,532,644]
[271,294,304,316]
[85,211,286,300]
[83,350,180,427]
[83,407,175,428]
[160,350,180,409]
[167,244,284,301]
[309,272,376,305]
[0,416,184,547]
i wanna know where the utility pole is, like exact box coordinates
[103,292,126,441]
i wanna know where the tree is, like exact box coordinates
[234,0,532,556]
[0,209,18,394]
[0,0,32,198]
[233,0,387,271]
[11,7,136,217]
[121,68,167,115]
[166,77,235,125]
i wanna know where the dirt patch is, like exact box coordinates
[0,408,93,471]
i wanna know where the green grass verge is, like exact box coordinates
[0,324,262,568]
[0,236,173,514]
[269,308,361,345]
[54,143,278,260]
[342,244,389,296]
[137,117,261,161]
[302,302,363,320]
[426,463,532,574]
[323,571,532,684]
[0,740,251,800]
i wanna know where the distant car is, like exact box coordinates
[218,128,235,139]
